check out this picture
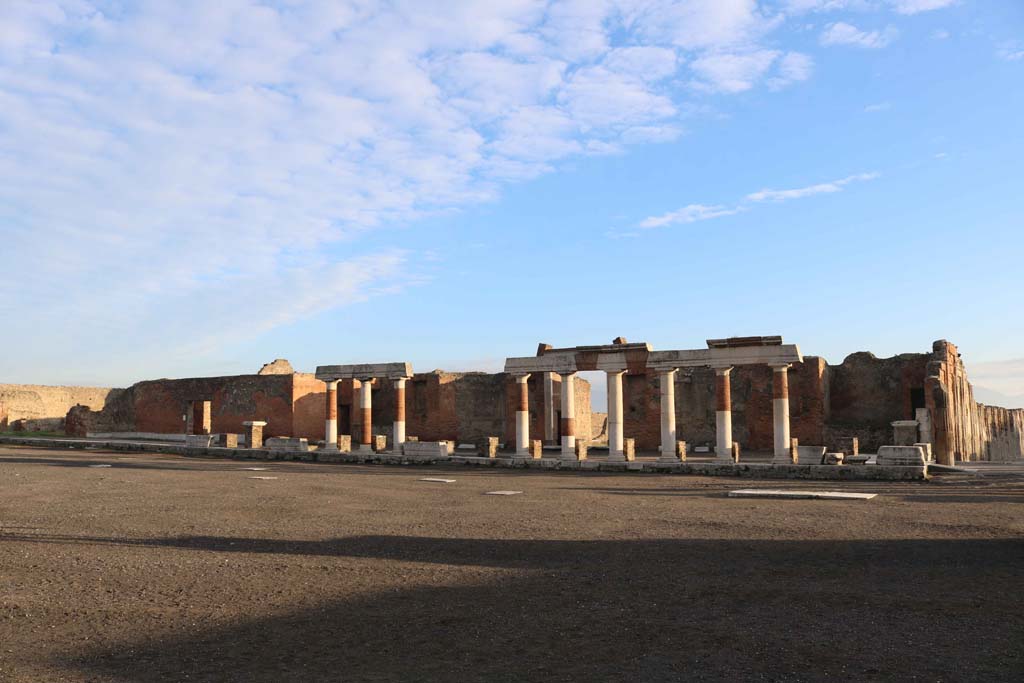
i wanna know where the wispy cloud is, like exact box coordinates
[997,42,1024,62]
[639,204,742,229]
[864,102,892,112]
[746,172,880,202]
[638,171,879,230]
[821,22,898,48]
[889,0,957,15]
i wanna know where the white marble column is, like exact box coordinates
[323,379,339,451]
[515,374,531,456]
[659,369,679,462]
[358,379,373,452]
[715,367,734,463]
[606,370,625,462]
[393,377,407,452]
[560,372,576,458]
[771,364,792,464]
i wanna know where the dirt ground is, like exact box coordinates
[1,445,1022,682]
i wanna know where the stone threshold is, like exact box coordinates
[0,437,927,480]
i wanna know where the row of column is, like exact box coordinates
[513,365,792,461]
[322,377,408,453]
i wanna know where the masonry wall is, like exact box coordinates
[131,374,295,438]
[0,383,123,431]
[290,373,327,441]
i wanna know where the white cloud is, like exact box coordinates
[968,358,1024,405]
[888,0,956,14]
[864,101,891,112]
[997,42,1024,62]
[820,21,898,48]
[767,51,814,89]
[746,172,879,201]
[639,204,741,228]
[690,50,780,93]
[931,29,950,40]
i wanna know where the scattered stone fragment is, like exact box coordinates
[248,476,278,480]
[240,467,268,471]
[484,490,522,496]
[87,464,112,468]
[419,478,456,483]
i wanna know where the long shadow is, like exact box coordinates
[35,535,1023,682]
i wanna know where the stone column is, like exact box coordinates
[323,380,339,451]
[715,367,734,463]
[606,370,626,462]
[560,372,576,459]
[515,374,531,456]
[359,379,373,452]
[770,364,792,464]
[543,372,556,443]
[658,369,679,463]
[394,377,407,451]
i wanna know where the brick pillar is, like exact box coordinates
[394,377,407,451]
[771,364,792,464]
[515,374,531,456]
[714,367,733,463]
[323,380,339,451]
[359,379,373,452]
[560,372,576,459]
[606,370,626,462]
[658,369,679,463]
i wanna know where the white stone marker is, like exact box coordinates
[484,491,523,496]
[728,490,877,500]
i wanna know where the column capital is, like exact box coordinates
[713,365,733,376]
[514,373,531,382]
[770,363,792,372]
[559,371,577,378]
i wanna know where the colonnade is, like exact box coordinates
[512,363,793,462]
[315,362,413,453]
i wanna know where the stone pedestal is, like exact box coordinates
[877,445,927,466]
[243,421,266,449]
[574,442,588,461]
[216,433,238,448]
[373,435,387,453]
[529,440,543,460]
[338,434,352,452]
[623,438,636,462]
[892,420,920,446]
[484,436,499,458]
[731,442,741,462]
[798,445,826,465]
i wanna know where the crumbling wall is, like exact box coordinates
[0,384,123,431]
[291,372,326,441]
[977,404,1024,461]
[131,374,294,437]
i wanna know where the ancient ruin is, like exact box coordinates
[2,337,1021,468]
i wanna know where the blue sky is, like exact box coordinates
[1,1,1022,407]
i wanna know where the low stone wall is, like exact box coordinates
[0,437,927,480]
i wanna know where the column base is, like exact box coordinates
[559,453,579,462]
[356,444,374,453]
[606,453,626,463]
[320,445,340,453]
[656,454,682,465]
[770,455,794,465]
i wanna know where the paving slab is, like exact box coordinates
[728,489,877,500]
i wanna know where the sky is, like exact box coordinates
[1,0,1022,408]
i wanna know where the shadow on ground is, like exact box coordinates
[16,534,1021,682]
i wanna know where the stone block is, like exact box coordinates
[338,434,352,452]
[824,452,844,465]
[216,433,238,448]
[407,436,419,442]
[731,442,741,462]
[623,438,636,461]
[891,420,919,447]
[374,435,388,452]
[185,434,213,448]
[797,445,826,465]
[574,442,588,461]
[914,442,933,462]
[845,455,870,465]
[877,445,926,466]
[694,446,710,453]
[789,438,799,463]
[402,441,449,458]
[483,436,499,458]
[529,440,543,459]
[677,440,687,461]
[265,437,309,452]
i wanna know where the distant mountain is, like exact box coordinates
[973,385,1024,409]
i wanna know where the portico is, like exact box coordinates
[314,362,413,453]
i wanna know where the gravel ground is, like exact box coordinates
[1,445,1022,682]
